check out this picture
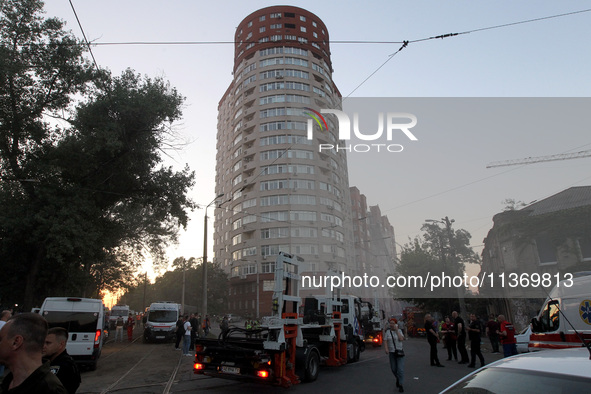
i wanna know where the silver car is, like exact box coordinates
[440,347,591,393]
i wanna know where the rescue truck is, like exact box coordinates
[193,252,365,387]
[360,299,385,346]
[529,272,591,350]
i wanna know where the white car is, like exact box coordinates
[440,347,591,393]
[515,325,532,353]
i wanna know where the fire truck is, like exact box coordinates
[193,252,365,387]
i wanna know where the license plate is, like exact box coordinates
[221,366,240,374]
[156,336,165,339]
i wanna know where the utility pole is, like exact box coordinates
[202,194,224,336]
[181,262,186,315]
[142,272,147,311]
[442,216,467,316]
[426,216,467,315]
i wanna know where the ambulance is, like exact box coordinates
[529,272,591,350]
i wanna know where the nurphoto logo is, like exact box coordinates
[305,109,418,153]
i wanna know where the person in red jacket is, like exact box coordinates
[127,313,135,342]
[496,314,517,358]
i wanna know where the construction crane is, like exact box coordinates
[486,149,591,168]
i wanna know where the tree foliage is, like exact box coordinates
[121,259,229,316]
[0,0,195,309]
[502,198,527,211]
[393,219,480,316]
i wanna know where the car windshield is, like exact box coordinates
[111,309,127,317]
[43,311,99,333]
[443,367,591,393]
[148,310,177,322]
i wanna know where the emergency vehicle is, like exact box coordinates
[40,297,105,370]
[109,304,129,330]
[529,272,591,350]
[360,299,384,346]
[193,252,365,387]
[143,301,181,342]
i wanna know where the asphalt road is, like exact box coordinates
[76,326,505,393]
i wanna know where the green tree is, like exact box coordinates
[121,259,229,316]
[502,198,527,211]
[394,218,480,316]
[0,0,195,308]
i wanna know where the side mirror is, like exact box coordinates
[531,317,542,333]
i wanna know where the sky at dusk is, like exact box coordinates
[42,1,591,280]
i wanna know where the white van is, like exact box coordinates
[143,301,181,343]
[40,297,105,370]
[529,272,591,350]
[109,304,129,329]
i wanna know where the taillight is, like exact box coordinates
[257,370,269,379]
[195,344,204,352]
[373,338,379,342]
[94,329,101,348]
[194,363,204,370]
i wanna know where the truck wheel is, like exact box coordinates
[302,350,319,382]
[348,341,359,363]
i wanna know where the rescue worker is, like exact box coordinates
[126,313,134,341]
[115,315,124,342]
[245,319,252,339]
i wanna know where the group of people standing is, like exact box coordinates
[384,311,519,392]
[434,312,518,368]
[113,313,135,343]
[174,314,211,356]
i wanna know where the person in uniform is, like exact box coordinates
[0,313,67,393]
[43,327,81,394]
[126,313,134,342]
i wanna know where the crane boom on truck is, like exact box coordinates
[193,252,365,387]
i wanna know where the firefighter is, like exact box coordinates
[127,313,134,341]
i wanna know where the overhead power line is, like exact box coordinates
[44,8,589,48]
[486,150,591,168]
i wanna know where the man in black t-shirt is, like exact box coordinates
[466,314,485,368]
[174,316,184,349]
[425,314,444,367]
[452,311,469,364]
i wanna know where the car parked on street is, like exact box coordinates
[440,347,591,393]
[515,324,532,353]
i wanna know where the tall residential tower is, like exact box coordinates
[213,6,355,317]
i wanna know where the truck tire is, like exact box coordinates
[348,341,359,363]
[297,347,320,382]
[354,340,361,362]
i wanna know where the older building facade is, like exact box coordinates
[480,186,591,329]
